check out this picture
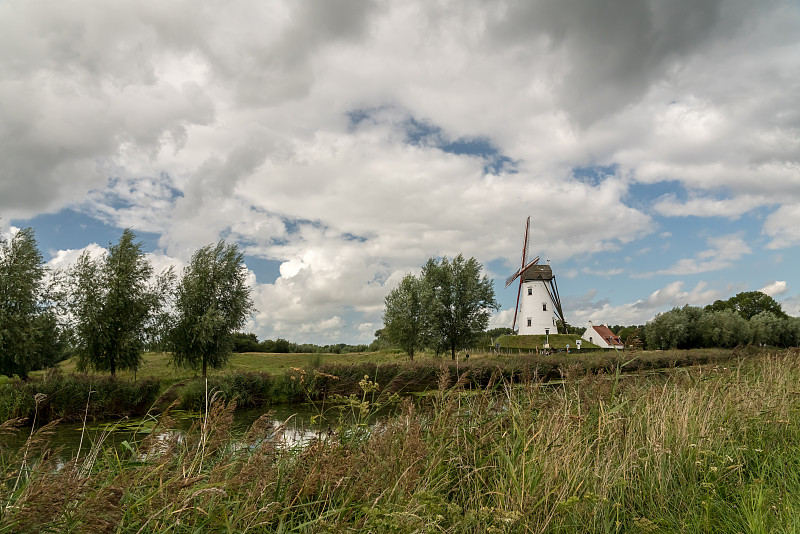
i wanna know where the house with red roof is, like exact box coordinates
[582,321,624,349]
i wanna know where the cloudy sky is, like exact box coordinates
[2,0,799,344]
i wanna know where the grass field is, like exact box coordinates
[54,350,416,383]
[51,339,607,383]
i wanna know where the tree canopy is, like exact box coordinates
[424,255,499,359]
[69,229,168,376]
[382,273,427,360]
[643,294,799,350]
[0,227,65,378]
[705,291,788,320]
[382,254,498,360]
[169,240,253,377]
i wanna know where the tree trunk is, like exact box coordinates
[202,358,207,378]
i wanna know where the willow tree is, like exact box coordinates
[169,240,253,377]
[382,272,427,361]
[421,254,498,360]
[0,227,65,378]
[69,229,167,376]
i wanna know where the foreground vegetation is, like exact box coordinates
[2,349,799,532]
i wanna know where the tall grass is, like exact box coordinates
[1,350,800,532]
[0,369,160,423]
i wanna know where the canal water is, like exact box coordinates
[2,403,329,466]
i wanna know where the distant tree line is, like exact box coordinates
[0,225,252,379]
[230,332,372,354]
[610,291,800,350]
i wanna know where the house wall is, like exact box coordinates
[581,325,623,349]
[517,280,559,335]
[582,327,609,348]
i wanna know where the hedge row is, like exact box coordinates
[0,348,747,424]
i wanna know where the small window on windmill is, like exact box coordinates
[527,317,532,327]
[542,302,547,311]
[527,287,532,295]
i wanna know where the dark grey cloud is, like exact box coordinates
[490,0,736,126]
[201,0,381,105]
[0,1,216,218]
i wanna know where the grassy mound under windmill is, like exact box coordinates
[495,333,601,351]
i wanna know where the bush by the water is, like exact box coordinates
[0,349,743,426]
[0,369,160,423]
[177,371,276,411]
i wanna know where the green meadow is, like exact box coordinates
[55,350,413,383]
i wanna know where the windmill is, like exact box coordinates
[505,216,567,334]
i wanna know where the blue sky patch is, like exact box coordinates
[347,107,518,174]
[11,209,160,259]
[625,180,689,211]
[242,254,283,284]
[571,164,619,186]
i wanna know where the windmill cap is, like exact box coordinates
[522,263,553,281]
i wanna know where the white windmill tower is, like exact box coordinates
[505,216,566,335]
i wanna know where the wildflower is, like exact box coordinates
[359,375,380,393]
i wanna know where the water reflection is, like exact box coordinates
[2,403,329,466]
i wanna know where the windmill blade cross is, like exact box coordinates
[507,216,532,288]
[523,218,531,267]
[522,256,540,273]
[512,275,523,332]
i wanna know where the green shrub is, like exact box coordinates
[0,369,161,423]
[177,371,276,411]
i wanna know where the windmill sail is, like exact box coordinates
[506,217,532,332]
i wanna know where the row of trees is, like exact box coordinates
[381,254,499,360]
[230,333,372,354]
[0,226,252,379]
[617,291,799,350]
